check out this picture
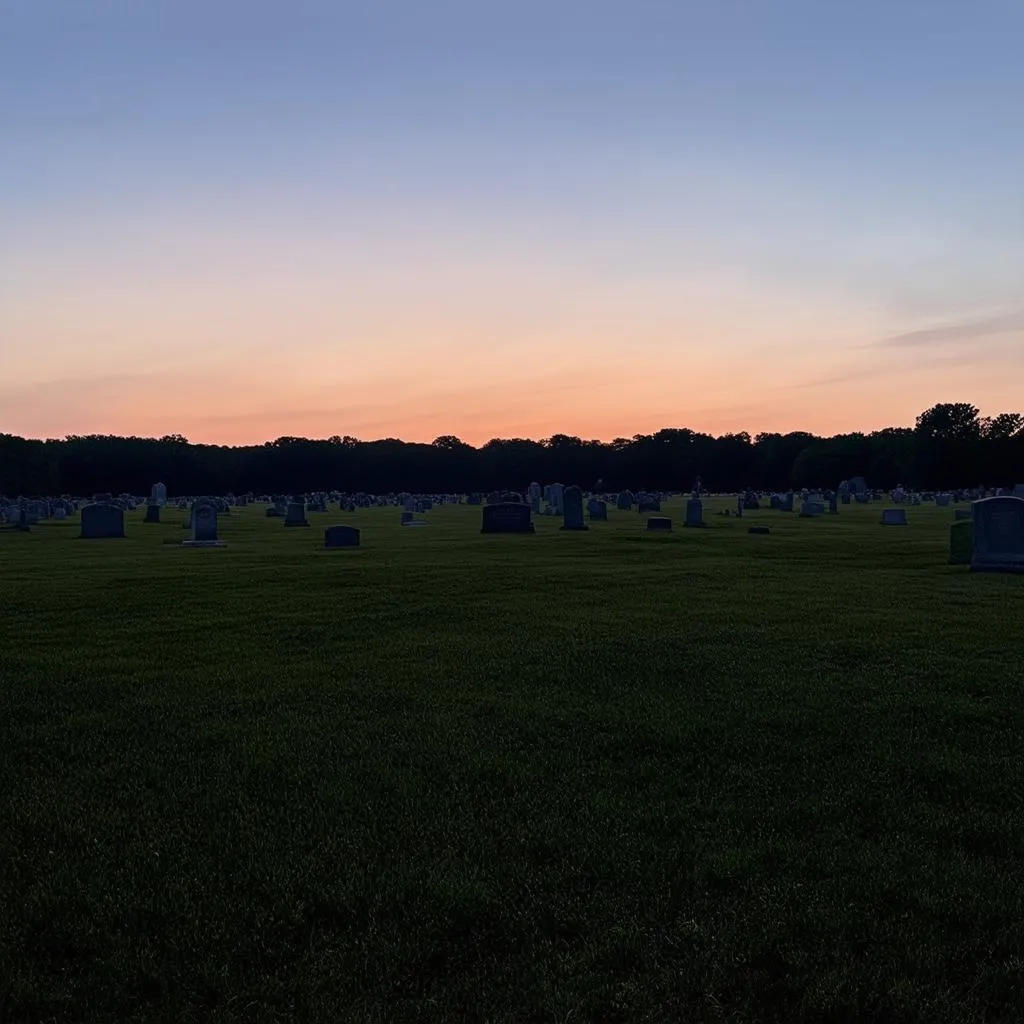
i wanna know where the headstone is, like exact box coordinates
[949,522,972,565]
[481,502,534,534]
[881,508,908,526]
[971,497,1024,573]
[284,502,309,527]
[144,503,161,524]
[800,500,825,517]
[54,507,67,522]
[324,525,360,548]
[770,495,781,510]
[182,499,225,547]
[841,493,851,505]
[550,483,564,514]
[150,482,167,507]
[646,517,672,532]
[529,482,542,514]
[616,491,632,511]
[828,494,838,514]
[560,485,587,531]
[587,498,607,521]
[80,503,125,539]
[684,498,705,528]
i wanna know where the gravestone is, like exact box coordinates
[182,500,225,547]
[971,496,1024,573]
[949,521,972,565]
[560,485,588,531]
[638,494,661,513]
[54,507,67,522]
[529,482,542,514]
[684,498,705,527]
[800,500,825,517]
[935,494,951,507]
[841,493,851,505]
[616,491,632,511]
[828,494,838,514]
[144,503,161,524]
[881,508,908,526]
[284,502,309,527]
[324,525,360,548]
[151,482,167,506]
[80,503,125,539]
[481,502,534,534]
[550,483,565,514]
[646,517,672,532]
[587,498,607,521]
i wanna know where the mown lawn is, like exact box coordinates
[2,499,1022,1023]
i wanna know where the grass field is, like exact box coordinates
[2,499,1023,1023]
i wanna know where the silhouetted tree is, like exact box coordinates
[1,404,1020,497]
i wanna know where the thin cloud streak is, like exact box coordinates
[877,311,1024,348]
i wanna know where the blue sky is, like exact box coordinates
[3,0,1022,443]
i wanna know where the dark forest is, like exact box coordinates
[2,403,1021,496]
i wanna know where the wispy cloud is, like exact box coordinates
[877,311,1024,348]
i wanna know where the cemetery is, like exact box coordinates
[2,486,1024,1021]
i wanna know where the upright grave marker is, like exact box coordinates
[481,502,534,534]
[560,485,588,531]
[80,503,125,539]
[971,497,1024,573]
[325,525,360,548]
[284,502,309,527]
[182,500,225,547]
[684,498,705,528]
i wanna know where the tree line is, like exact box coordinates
[1,404,1021,497]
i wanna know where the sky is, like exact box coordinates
[3,0,1023,446]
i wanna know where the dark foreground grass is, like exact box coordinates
[2,501,1023,1022]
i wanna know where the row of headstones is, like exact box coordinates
[481,489,708,533]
